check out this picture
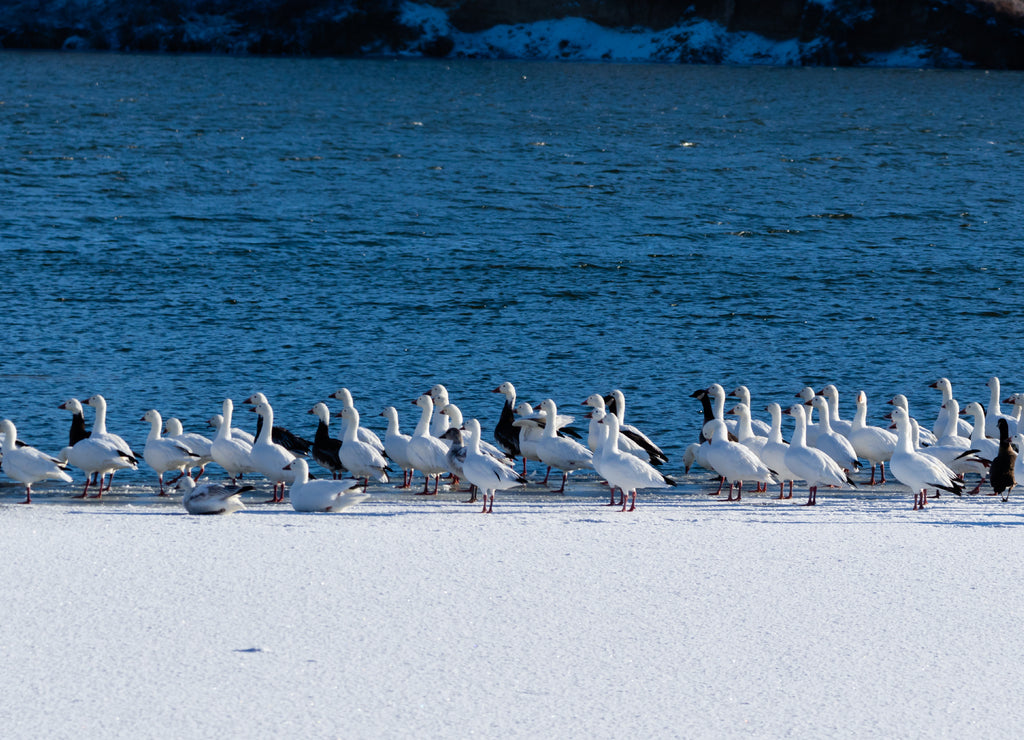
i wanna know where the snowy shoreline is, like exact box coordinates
[4,474,1024,737]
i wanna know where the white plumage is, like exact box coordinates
[594,413,675,511]
[176,477,250,515]
[888,406,964,509]
[285,458,368,513]
[460,419,527,513]
[141,409,200,494]
[703,418,776,502]
[534,399,594,493]
[0,419,72,503]
[783,404,853,506]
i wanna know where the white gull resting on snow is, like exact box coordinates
[0,418,72,504]
[175,476,251,515]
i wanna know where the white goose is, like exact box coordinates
[796,386,822,446]
[175,477,250,515]
[163,418,214,478]
[58,398,137,498]
[760,402,796,499]
[594,413,676,512]
[141,409,200,495]
[243,392,311,457]
[285,458,368,513]
[886,395,937,446]
[338,406,389,490]
[582,393,649,463]
[934,398,971,450]
[83,394,140,492]
[249,400,297,503]
[603,389,668,466]
[381,406,416,488]
[329,388,385,453]
[427,384,451,438]
[783,404,854,506]
[928,377,973,438]
[206,414,256,445]
[512,402,547,478]
[985,376,1018,437]
[819,384,853,439]
[534,399,594,493]
[889,406,964,510]
[703,418,776,502]
[209,399,257,484]
[406,394,452,495]
[729,386,771,436]
[809,396,860,472]
[0,419,72,503]
[849,391,897,485]
[704,383,739,440]
[960,402,999,461]
[460,419,528,513]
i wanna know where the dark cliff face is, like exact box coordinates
[0,0,1022,68]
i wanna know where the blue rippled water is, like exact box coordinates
[3,51,1023,482]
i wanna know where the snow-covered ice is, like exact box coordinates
[3,474,1023,737]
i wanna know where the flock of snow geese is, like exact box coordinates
[0,377,1021,515]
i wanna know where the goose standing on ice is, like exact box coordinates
[244,392,311,456]
[492,381,522,463]
[989,418,1017,501]
[784,404,854,507]
[427,384,451,438]
[207,414,256,445]
[886,395,937,446]
[594,413,676,512]
[83,394,140,492]
[760,402,796,499]
[329,388,386,453]
[809,397,860,472]
[796,387,822,446]
[703,419,775,502]
[819,384,853,439]
[583,393,651,463]
[176,477,251,515]
[534,399,594,493]
[307,402,344,478]
[381,406,415,488]
[58,398,136,498]
[460,418,527,513]
[888,406,964,510]
[209,399,257,484]
[163,418,214,479]
[407,394,452,495]
[929,377,973,438]
[849,391,897,485]
[338,406,389,491]
[603,389,669,466]
[285,458,368,513]
[141,409,201,495]
[985,377,1018,438]
[249,400,298,503]
[728,386,771,436]
[0,419,72,503]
